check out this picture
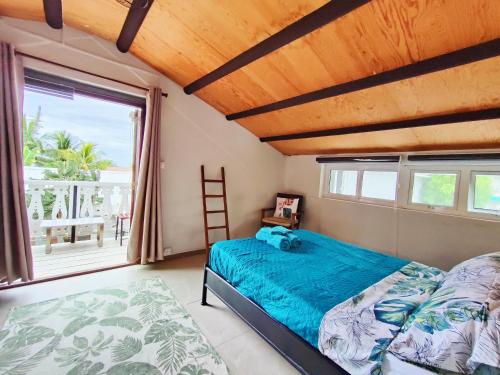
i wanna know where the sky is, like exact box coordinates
[24,90,138,168]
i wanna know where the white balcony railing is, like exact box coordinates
[25,180,131,243]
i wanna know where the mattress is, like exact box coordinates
[209,229,409,347]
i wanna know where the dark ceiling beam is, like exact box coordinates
[183,0,371,94]
[116,0,154,53]
[229,38,500,121]
[43,0,63,29]
[260,107,500,142]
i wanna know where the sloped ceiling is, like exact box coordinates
[1,0,499,155]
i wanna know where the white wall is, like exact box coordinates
[1,17,285,255]
[284,155,500,270]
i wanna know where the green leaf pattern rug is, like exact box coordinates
[0,277,229,375]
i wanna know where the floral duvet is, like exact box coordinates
[318,262,446,375]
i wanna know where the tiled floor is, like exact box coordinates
[0,254,299,375]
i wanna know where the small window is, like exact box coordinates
[329,170,358,196]
[411,172,458,208]
[471,173,500,213]
[361,171,398,201]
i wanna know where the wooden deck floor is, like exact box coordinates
[32,237,129,279]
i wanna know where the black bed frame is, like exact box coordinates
[202,265,347,375]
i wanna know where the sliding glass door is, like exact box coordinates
[22,69,145,279]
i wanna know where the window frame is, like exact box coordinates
[324,168,359,200]
[24,68,147,109]
[468,171,500,217]
[320,156,500,221]
[322,163,399,206]
[359,169,399,204]
[23,68,147,220]
[407,169,461,212]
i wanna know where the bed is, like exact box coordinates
[201,229,499,375]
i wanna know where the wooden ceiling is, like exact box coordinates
[1,0,499,155]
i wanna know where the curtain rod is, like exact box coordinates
[15,51,168,98]
[408,153,500,162]
[316,156,401,163]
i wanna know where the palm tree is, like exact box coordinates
[70,142,113,181]
[22,107,43,165]
[37,131,80,180]
[37,133,113,181]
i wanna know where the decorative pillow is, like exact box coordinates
[469,274,500,371]
[388,252,500,374]
[274,197,299,219]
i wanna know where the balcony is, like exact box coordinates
[25,179,131,278]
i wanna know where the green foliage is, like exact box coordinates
[23,108,115,218]
[157,336,187,373]
[111,336,142,362]
[179,364,211,375]
[2,326,55,350]
[22,108,113,181]
[3,335,61,375]
[22,107,43,166]
[55,331,113,366]
[63,316,98,337]
[0,278,226,375]
[38,132,112,181]
[389,278,439,297]
[98,317,143,333]
[130,290,173,324]
[0,347,29,371]
[67,360,104,375]
[144,320,197,373]
[419,174,456,207]
[399,263,443,279]
[106,362,162,375]
[61,299,106,318]
[93,289,129,299]
[103,302,128,317]
[373,299,419,327]
[474,175,494,208]
[0,329,9,342]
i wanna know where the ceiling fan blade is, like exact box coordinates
[116,0,154,53]
[43,0,63,29]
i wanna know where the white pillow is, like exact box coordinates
[469,274,500,371]
[388,252,500,374]
[273,197,299,219]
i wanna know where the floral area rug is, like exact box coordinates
[0,277,229,375]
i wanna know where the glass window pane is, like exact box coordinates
[329,170,358,196]
[473,174,500,211]
[411,172,457,207]
[361,171,398,201]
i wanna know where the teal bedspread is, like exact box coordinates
[209,229,409,348]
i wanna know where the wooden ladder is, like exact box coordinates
[201,165,230,262]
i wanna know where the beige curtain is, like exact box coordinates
[0,42,34,284]
[128,87,164,264]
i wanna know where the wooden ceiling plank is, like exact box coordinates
[270,120,500,155]
[116,0,154,53]
[228,38,500,121]
[183,0,371,95]
[42,0,62,29]
[260,107,500,142]
[237,56,500,138]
